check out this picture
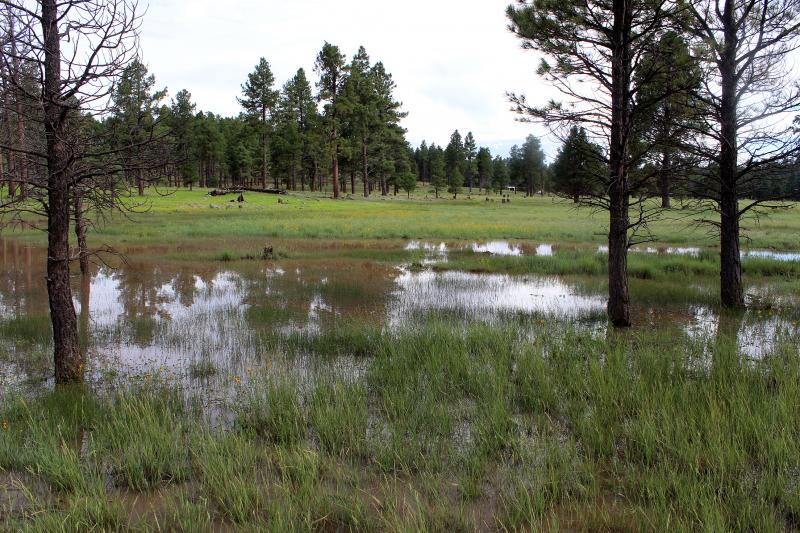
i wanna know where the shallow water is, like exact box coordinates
[0,239,797,396]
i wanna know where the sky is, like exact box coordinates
[139,0,559,159]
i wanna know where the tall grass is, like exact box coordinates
[1,320,799,530]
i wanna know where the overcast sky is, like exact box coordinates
[139,0,559,159]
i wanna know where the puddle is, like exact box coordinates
[741,250,800,262]
[0,240,798,397]
[596,245,800,261]
[469,241,523,256]
[597,245,702,256]
[390,269,606,325]
[684,305,799,360]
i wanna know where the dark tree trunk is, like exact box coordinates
[8,149,16,198]
[79,270,90,351]
[10,19,26,198]
[261,109,271,190]
[137,168,144,196]
[718,0,744,308]
[350,169,355,195]
[659,149,671,208]
[607,0,632,328]
[73,191,89,275]
[43,0,82,383]
[362,143,369,197]
[331,123,340,198]
[311,160,318,192]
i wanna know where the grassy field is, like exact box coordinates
[4,187,800,250]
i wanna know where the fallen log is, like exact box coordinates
[209,187,286,196]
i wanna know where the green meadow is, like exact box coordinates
[6,188,800,250]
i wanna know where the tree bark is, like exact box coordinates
[137,168,144,196]
[331,122,340,198]
[659,149,671,208]
[10,18,26,198]
[79,269,91,352]
[607,0,632,328]
[350,168,355,195]
[43,0,82,383]
[362,142,369,197]
[73,191,89,275]
[718,0,744,308]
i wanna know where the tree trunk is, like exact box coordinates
[718,0,744,308]
[350,169,355,195]
[10,19,26,198]
[79,269,91,351]
[73,190,89,275]
[607,0,632,328]
[331,124,340,198]
[312,160,318,191]
[43,0,82,384]
[362,142,369,197]
[659,148,671,208]
[137,168,144,196]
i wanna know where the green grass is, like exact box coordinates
[4,188,800,250]
[439,248,800,279]
[1,320,799,529]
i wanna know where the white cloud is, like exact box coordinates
[141,0,562,157]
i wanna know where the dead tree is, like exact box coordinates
[0,0,143,384]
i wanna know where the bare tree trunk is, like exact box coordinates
[312,160,318,191]
[0,148,5,197]
[79,269,90,352]
[331,124,340,198]
[607,0,632,328]
[718,0,744,308]
[659,149,671,208]
[137,168,144,196]
[10,18,26,198]
[43,0,82,383]
[73,190,89,275]
[362,142,369,198]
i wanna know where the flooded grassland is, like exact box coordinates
[1,236,800,531]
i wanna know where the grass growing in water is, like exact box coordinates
[1,320,799,530]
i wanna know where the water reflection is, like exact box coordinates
[742,250,800,262]
[469,241,523,256]
[684,305,798,360]
[0,240,797,393]
[389,269,606,325]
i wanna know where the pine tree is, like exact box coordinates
[369,61,407,196]
[277,68,320,190]
[507,0,680,327]
[315,42,347,198]
[110,59,167,196]
[238,58,278,188]
[449,166,464,199]
[429,145,446,199]
[463,132,477,191]
[492,156,510,194]
[476,147,493,191]
[551,127,604,203]
[169,89,199,188]
[445,130,465,181]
